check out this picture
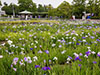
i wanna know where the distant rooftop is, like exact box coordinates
[19,10,33,14]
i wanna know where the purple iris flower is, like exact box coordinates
[74,57,81,61]
[13,57,19,62]
[45,50,49,54]
[97,54,100,57]
[78,64,81,67]
[59,45,62,48]
[28,60,32,63]
[79,53,83,56]
[38,50,43,53]
[44,60,46,63]
[42,66,51,70]
[97,52,100,57]
[49,60,51,62]
[11,64,13,67]
[23,28,26,30]
[22,23,24,25]
[85,51,90,56]
[72,30,75,33]
[62,39,66,43]
[97,39,100,42]
[95,26,97,28]
[24,57,28,61]
[90,36,95,39]
[30,48,33,50]
[33,22,37,24]
[65,31,70,34]
[82,37,86,39]
[85,42,88,45]
[93,61,97,64]
[42,67,47,70]
[78,39,82,42]
[14,31,16,33]
[62,27,64,29]
[47,67,51,70]
[35,65,40,68]
[66,43,68,45]
[76,43,79,45]
[68,56,72,59]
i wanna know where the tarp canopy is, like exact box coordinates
[19,10,33,14]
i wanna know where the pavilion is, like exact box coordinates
[19,10,33,20]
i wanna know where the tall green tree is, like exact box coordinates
[48,1,71,18]
[9,3,20,15]
[18,0,37,12]
[37,4,45,12]
[44,5,49,12]
[86,0,100,16]
[2,2,11,15]
[47,4,53,10]
[2,3,19,15]
[57,1,72,18]
[48,8,57,16]
[72,0,86,18]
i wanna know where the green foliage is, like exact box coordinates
[72,0,86,18]
[44,5,49,12]
[72,0,100,18]
[0,20,58,24]
[2,3,19,15]
[18,0,37,12]
[1,0,100,19]
[37,4,45,12]
[91,16,100,19]
[48,8,57,17]
[48,1,72,18]
[86,0,100,16]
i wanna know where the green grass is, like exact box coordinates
[0,20,59,25]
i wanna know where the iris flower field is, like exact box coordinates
[0,20,100,75]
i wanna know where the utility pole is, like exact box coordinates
[12,3,15,18]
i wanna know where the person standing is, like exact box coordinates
[26,15,28,20]
[72,15,75,20]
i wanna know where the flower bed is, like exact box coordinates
[0,20,100,75]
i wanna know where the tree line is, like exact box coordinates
[0,0,100,19]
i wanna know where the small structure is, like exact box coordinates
[0,6,6,16]
[19,10,33,20]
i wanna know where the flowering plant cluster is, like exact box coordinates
[0,20,100,74]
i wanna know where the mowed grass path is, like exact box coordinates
[0,20,59,25]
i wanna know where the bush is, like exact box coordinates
[91,16,100,19]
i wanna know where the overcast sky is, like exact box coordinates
[1,0,73,8]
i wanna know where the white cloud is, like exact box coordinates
[1,0,73,8]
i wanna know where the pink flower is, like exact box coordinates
[13,68,17,71]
